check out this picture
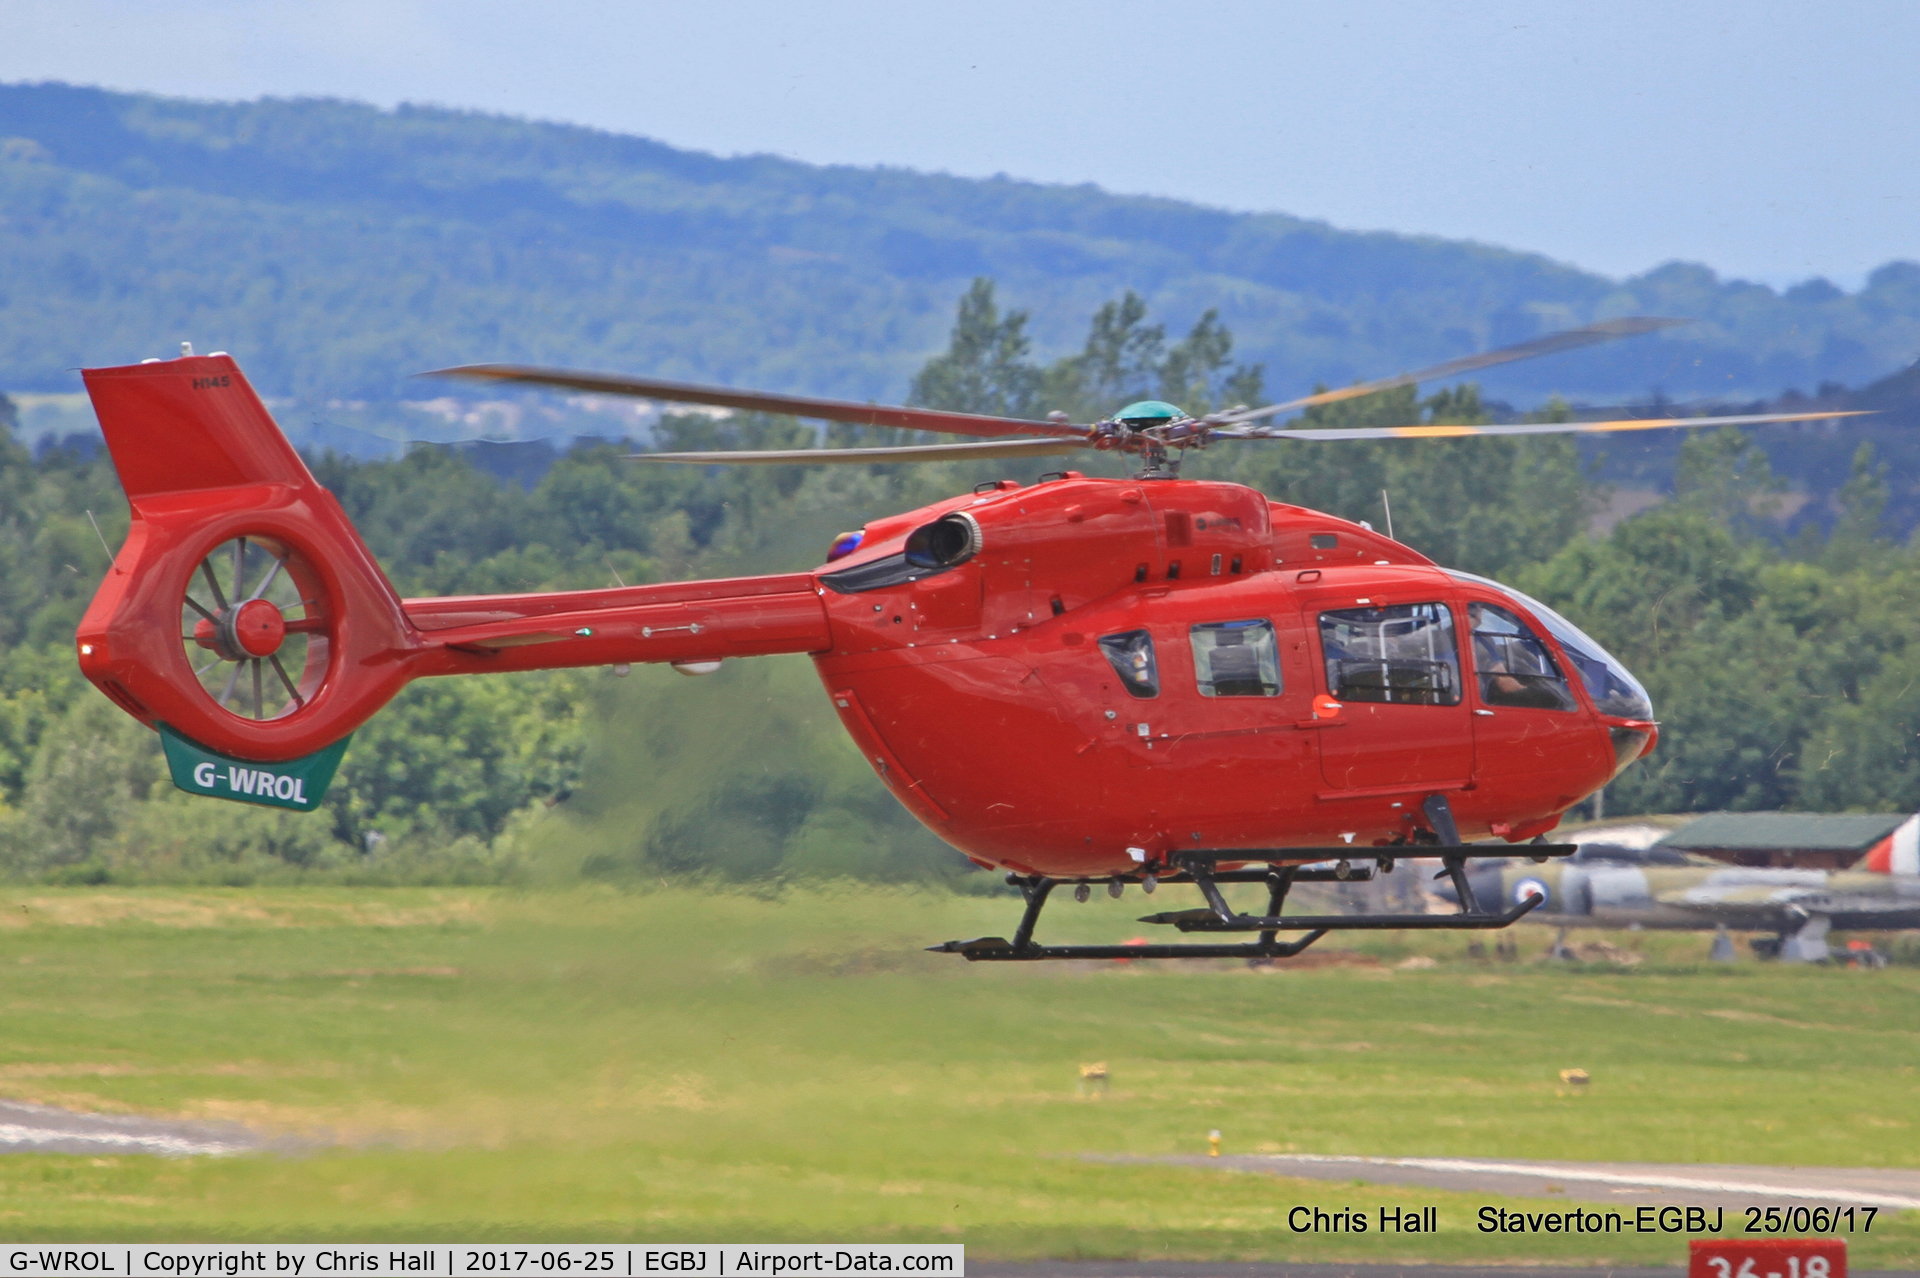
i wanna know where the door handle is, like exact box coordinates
[1474,709,1495,717]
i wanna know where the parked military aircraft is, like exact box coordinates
[1441,840,1920,962]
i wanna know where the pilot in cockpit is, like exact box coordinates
[1469,603,1527,700]
[1469,601,1574,710]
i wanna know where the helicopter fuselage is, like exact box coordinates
[71,355,1661,885]
[799,472,1645,877]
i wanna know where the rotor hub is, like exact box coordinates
[195,596,288,662]
[230,597,288,657]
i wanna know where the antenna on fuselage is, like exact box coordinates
[1380,489,1395,541]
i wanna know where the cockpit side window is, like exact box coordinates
[1318,603,1461,706]
[1442,569,1654,719]
[1098,629,1159,699]
[1469,602,1577,711]
[1190,620,1280,697]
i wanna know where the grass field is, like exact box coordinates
[0,883,1914,1266]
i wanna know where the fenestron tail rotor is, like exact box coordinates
[181,535,332,722]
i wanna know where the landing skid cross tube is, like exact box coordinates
[930,838,1577,962]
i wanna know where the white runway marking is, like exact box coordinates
[0,1101,261,1157]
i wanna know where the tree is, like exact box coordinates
[7,696,160,873]
[1039,291,1166,419]
[1797,644,1920,811]
[1824,442,1891,571]
[1518,507,1817,812]
[911,281,1266,425]
[907,279,1043,419]
[1672,426,1786,537]
[1158,310,1265,416]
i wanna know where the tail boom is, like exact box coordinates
[404,575,830,676]
[75,353,829,764]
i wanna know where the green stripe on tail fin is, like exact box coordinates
[158,725,351,812]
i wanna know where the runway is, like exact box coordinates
[0,1098,264,1156]
[1096,1154,1920,1211]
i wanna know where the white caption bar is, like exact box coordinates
[0,1247,963,1278]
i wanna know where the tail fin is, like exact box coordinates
[77,353,418,764]
[1863,815,1920,875]
[84,354,313,496]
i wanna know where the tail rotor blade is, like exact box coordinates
[248,553,285,603]
[270,654,305,709]
[200,559,228,612]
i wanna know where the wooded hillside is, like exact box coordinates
[2,81,1917,417]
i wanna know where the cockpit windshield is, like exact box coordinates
[1443,570,1654,720]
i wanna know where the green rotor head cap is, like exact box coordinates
[1116,400,1183,425]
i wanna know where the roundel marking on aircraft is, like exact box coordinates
[1514,878,1549,905]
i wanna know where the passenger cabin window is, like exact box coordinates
[1190,620,1280,697]
[1318,603,1461,705]
[1098,629,1159,699]
[1469,602,1577,711]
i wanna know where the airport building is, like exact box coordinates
[1654,811,1920,871]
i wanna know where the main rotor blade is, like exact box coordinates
[1216,317,1692,425]
[1211,409,1869,443]
[628,438,1090,465]
[423,365,1089,441]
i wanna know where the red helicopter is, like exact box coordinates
[72,324,1853,961]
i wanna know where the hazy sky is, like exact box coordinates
[4,0,1914,289]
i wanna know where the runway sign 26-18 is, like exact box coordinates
[1691,1238,1845,1278]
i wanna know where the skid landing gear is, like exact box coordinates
[932,807,1576,961]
